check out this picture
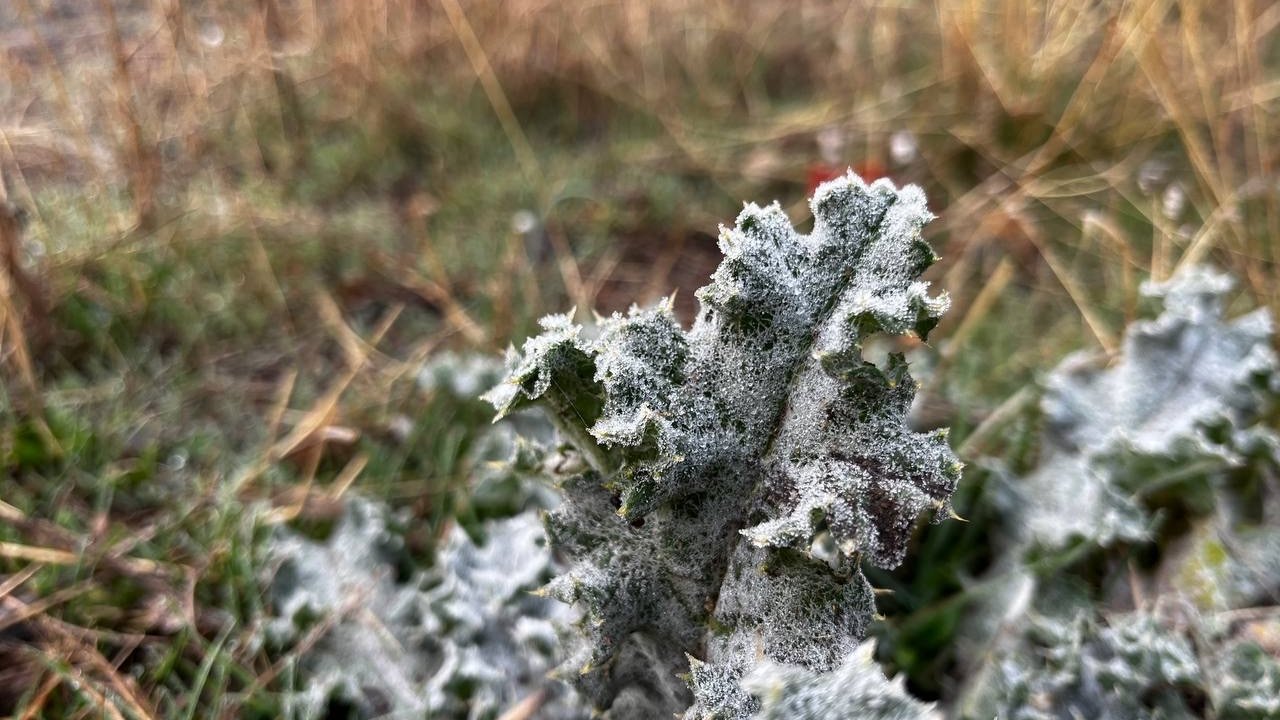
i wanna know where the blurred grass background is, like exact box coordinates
[1,0,1277,716]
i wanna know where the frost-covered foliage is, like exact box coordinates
[418,351,506,399]
[966,605,1280,720]
[971,610,1203,720]
[265,499,582,719]
[262,354,586,719]
[1024,266,1278,550]
[958,267,1280,719]
[743,642,933,720]
[1213,640,1280,720]
[485,174,960,717]
[419,352,561,520]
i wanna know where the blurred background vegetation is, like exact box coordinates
[1,0,1277,716]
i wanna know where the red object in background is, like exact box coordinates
[805,160,888,196]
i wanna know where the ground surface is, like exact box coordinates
[1,1,1278,717]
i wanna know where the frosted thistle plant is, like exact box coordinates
[969,610,1204,720]
[1024,266,1278,550]
[485,173,961,717]
[744,642,933,720]
[264,499,581,720]
[958,266,1280,720]
[1213,640,1280,720]
[263,359,580,720]
[964,606,1280,720]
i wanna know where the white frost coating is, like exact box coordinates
[484,312,596,424]
[265,499,431,719]
[960,267,1280,720]
[1213,641,1280,719]
[486,173,959,718]
[264,499,584,720]
[417,351,505,398]
[970,606,1280,720]
[424,511,582,719]
[744,642,934,720]
[1026,266,1278,548]
[973,611,1204,720]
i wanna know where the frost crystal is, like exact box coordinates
[485,174,960,717]
[264,499,582,720]
[744,642,934,720]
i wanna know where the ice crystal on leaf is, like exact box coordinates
[744,642,933,720]
[485,173,960,718]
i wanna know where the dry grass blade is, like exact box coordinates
[267,303,401,462]
[0,582,95,636]
[439,0,593,313]
[497,690,547,720]
[0,565,42,601]
[96,0,158,229]
[261,451,369,525]
[0,541,174,579]
[958,384,1038,459]
[0,501,186,581]
[388,266,486,345]
[0,542,81,566]
[45,657,129,720]
[16,672,62,720]
[30,609,161,720]
[314,291,386,371]
[1023,221,1116,354]
[439,0,540,183]
[544,224,589,313]
[328,451,370,501]
[0,197,50,343]
[0,198,60,456]
[1173,188,1249,276]
[264,368,299,443]
[940,256,1016,367]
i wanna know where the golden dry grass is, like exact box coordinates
[1,0,1278,715]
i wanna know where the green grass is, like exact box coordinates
[2,0,1279,715]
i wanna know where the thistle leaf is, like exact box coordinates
[487,174,959,717]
